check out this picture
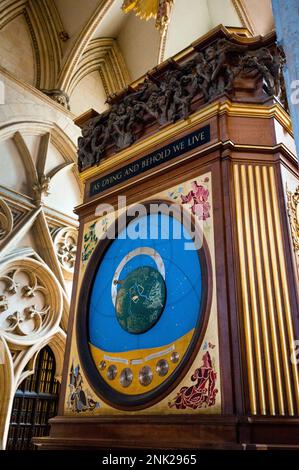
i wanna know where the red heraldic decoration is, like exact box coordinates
[169,351,218,410]
[181,180,211,221]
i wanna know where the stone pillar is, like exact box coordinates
[272,0,299,159]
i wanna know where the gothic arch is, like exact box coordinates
[68,38,130,98]
[6,344,62,450]
[0,119,82,195]
[0,252,64,449]
[0,0,62,89]
[0,335,14,450]
[57,0,114,92]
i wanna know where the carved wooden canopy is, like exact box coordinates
[77,26,286,172]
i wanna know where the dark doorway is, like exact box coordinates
[6,346,60,450]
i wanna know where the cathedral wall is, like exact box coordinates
[0,15,35,86]
[118,13,160,81]
[0,67,82,449]
[69,71,108,117]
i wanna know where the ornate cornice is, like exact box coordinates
[231,0,255,36]
[78,100,293,185]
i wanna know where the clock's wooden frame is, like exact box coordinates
[33,27,299,450]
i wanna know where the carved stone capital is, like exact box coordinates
[32,174,51,201]
[40,89,70,110]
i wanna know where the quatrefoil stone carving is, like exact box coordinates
[0,258,62,345]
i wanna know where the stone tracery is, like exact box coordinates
[0,257,62,344]
[0,199,13,243]
[53,227,78,277]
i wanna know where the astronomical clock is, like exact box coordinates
[34,28,299,449]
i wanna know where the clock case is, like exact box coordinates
[34,27,299,450]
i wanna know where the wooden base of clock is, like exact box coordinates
[34,415,299,450]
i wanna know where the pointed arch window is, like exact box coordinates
[6,346,60,450]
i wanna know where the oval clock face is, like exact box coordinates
[77,202,210,409]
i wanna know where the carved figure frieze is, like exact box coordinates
[239,46,285,97]
[78,37,286,171]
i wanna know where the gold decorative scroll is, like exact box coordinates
[122,0,173,32]
[287,185,299,277]
[287,185,299,251]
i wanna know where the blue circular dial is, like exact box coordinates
[89,213,203,352]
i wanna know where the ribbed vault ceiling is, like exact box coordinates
[0,0,274,116]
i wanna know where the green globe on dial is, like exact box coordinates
[115,266,166,334]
